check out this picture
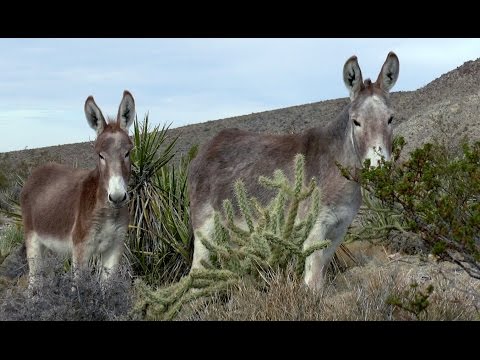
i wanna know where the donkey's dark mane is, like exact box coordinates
[106,116,122,127]
[325,104,351,139]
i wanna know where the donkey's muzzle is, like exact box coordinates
[108,192,128,207]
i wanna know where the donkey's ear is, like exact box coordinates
[85,96,107,135]
[376,52,399,92]
[117,90,135,131]
[343,55,364,101]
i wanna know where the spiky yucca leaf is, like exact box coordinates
[127,115,197,285]
[127,115,179,284]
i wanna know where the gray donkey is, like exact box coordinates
[188,52,399,291]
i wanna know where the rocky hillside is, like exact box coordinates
[2,58,480,170]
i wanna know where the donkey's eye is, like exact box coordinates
[388,116,394,124]
[125,151,130,158]
[353,119,361,127]
[99,154,105,160]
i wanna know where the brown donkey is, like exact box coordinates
[188,52,400,291]
[21,91,135,287]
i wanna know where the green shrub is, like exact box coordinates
[387,282,434,320]
[340,137,480,279]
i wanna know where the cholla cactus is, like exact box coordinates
[134,154,329,320]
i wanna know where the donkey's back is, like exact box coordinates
[21,162,89,204]
[188,127,307,223]
[20,162,91,241]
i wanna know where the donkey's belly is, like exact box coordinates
[36,232,73,255]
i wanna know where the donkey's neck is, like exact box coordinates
[305,104,358,170]
[302,103,361,207]
[78,167,100,214]
[81,166,108,212]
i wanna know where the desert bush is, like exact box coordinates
[0,257,132,321]
[134,154,329,320]
[340,136,480,279]
[0,171,8,191]
[345,189,427,255]
[387,281,434,320]
[0,224,23,259]
[0,175,24,227]
[0,153,18,192]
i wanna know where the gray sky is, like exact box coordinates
[0,38,479,153]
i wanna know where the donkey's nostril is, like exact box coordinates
[108,193,127,204]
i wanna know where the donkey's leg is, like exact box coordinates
[25,232,45,291]
[71,243,89,285]
[100,242,123,282]
[302,220,329,292]
[304,237,345,291]
[303,215,350,292]
[190,206,215,271]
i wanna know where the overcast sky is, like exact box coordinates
[0,38,479,152]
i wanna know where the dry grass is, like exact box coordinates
[1,225,478,321]
[0,256,133,321]
[176,253,480,321]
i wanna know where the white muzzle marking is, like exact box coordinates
[365,145,390,167]
[107,175,128,204]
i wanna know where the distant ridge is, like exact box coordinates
[2,57,480,169]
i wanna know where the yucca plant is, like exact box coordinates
[152,144,198,283]
[127,114,177,283]
[127,114,198,285]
